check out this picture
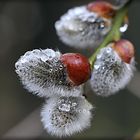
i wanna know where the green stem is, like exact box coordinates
[89,6,128,68]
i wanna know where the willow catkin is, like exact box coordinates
[15,49,82,97]
[90,45,135,97]
[55,5,112,49]
[41,96,93,137]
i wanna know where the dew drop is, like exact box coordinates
[58,103,71,112]
[49,56,53,59]
[59,65,63,70]
[49,69,53,73]
[99,22,105,29]
[45,49,56,59]
[81,31,85,36]
[94,64,100,70]
[79,27,83,31]
[97,54,102,59]
[32,49,38,53]
[54,58,58,62]
[106,47,112,53]
[57,116,64,122]
[68,100,71,104]
[41,56,49,62]
[19,69,23,72]
[25,51,31,56]
[120,23,128,33]
[72,102,77,107]
[15,63,19,69]
[111,58,115,62]
[59,99,64,103]
[88,16,96,22]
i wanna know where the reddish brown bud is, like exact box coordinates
[112,39,135,63]
[61,53,91,86]
[87,1,116,18]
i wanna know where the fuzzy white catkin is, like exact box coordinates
[55,6,112,49]
[41,96,93,137]
[90,45,135,97]
[15,49,82,97]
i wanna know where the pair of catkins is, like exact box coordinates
[15,1,135,137]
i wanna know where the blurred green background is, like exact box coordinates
[0,0,140,139]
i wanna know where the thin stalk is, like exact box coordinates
[89,6,128,67]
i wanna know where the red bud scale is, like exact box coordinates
[87,1,116,18]
[112,39,135,64]
[61,53,91,86]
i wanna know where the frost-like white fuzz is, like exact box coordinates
[55,6,112,49]
[15,49,82,97]
[90,46,135,97]
[41,96,93,137]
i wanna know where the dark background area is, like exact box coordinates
[0,0,140,139]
